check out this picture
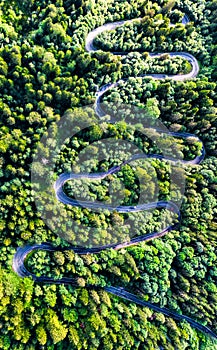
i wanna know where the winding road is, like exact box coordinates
[12,13,217,341]
[87,16,199,116]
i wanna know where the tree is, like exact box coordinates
[46,309,68,344]
[161,1,176,15]
[36,325,47,346]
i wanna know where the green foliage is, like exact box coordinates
[45,309,68,344]
[0,0,217,349]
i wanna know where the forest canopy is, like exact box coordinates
[0,0,217,349]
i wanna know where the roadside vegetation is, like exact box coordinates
[0,0,217,349]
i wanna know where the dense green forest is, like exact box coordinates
[93,13,204,54]
[0,0,217,349]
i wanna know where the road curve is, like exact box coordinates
[89,15,199,117]
[12,240,217,340]
[54,136,205,211]
[12,13,217,341]
[85,16,199,81]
